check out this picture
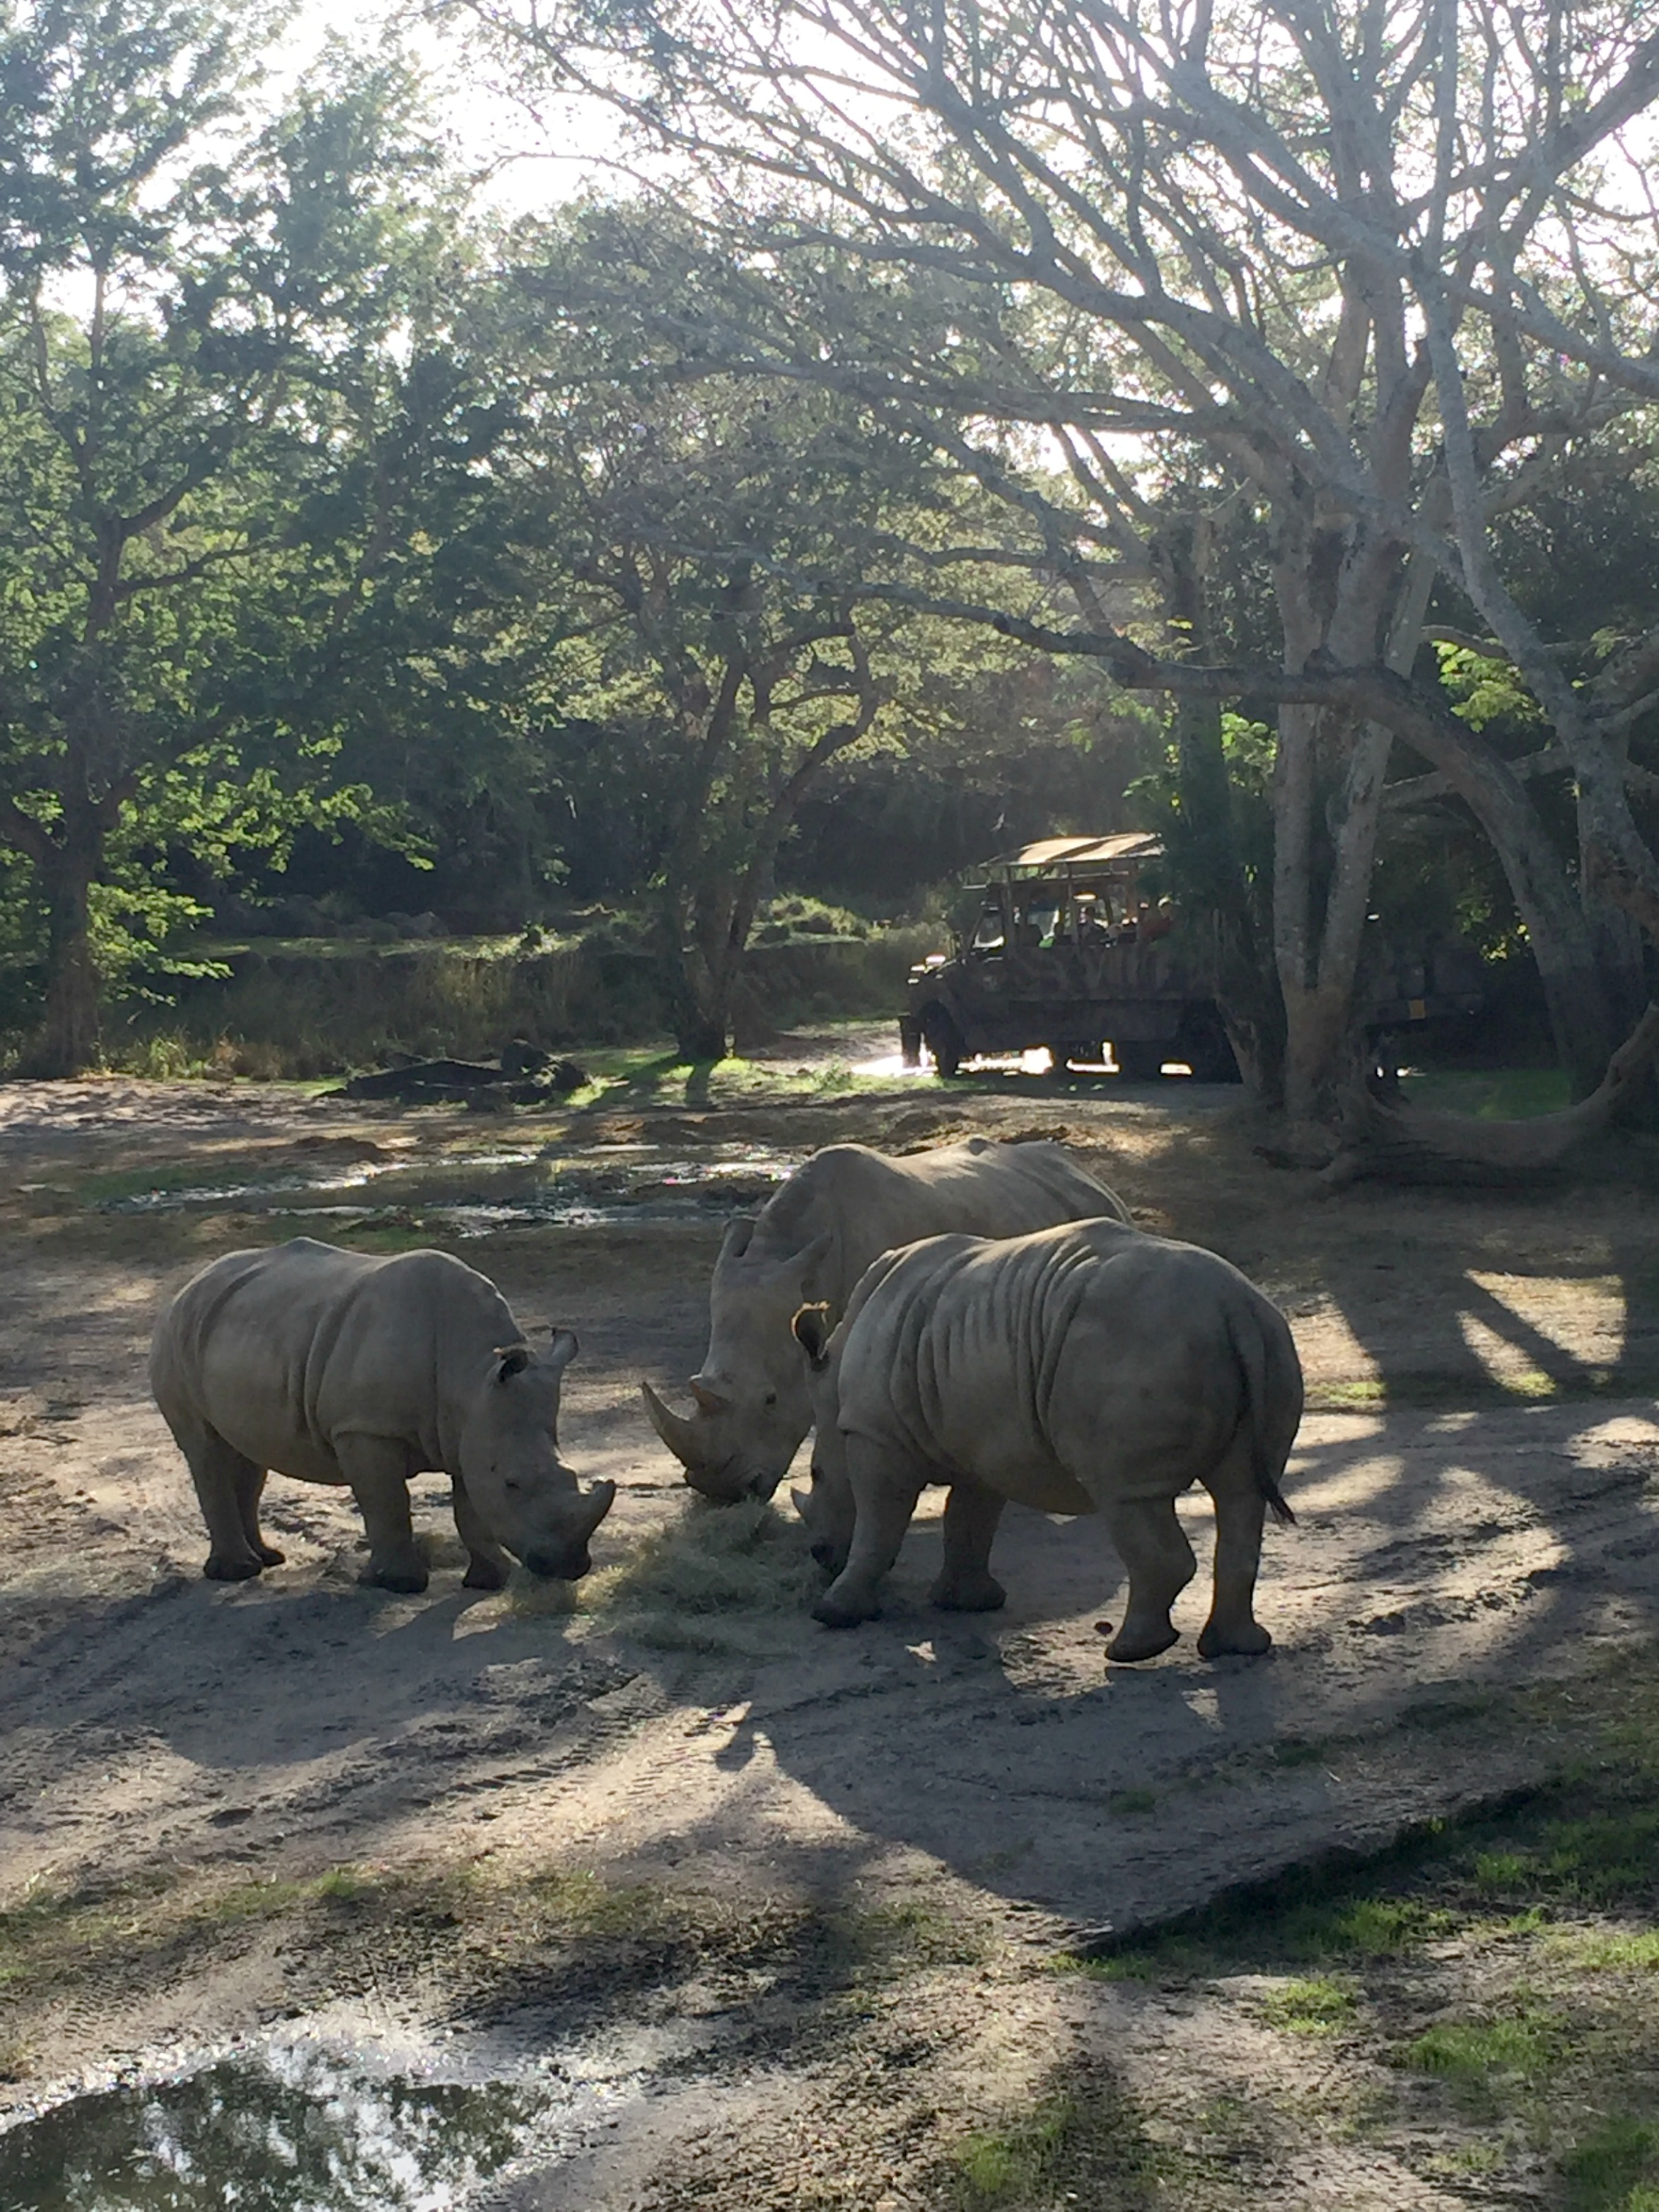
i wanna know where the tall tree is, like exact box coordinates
[0,0,456,1071]
[470,218,1037,1056]
[467,0,1659,1120]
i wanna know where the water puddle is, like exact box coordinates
[0,2035,575,2211]
[96,1145,801,1233]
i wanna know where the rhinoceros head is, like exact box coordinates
[641,1218,833,1503]
[459,1329,617,1579]
[787,1302,856,1573]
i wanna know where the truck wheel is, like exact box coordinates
[922,1011,965,1079]
[1049,1041,1098,1072]
[1177,1008,1242,1084]
[1114,1040,1168,1081]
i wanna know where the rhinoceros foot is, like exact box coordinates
[814,1586,882,1629]
[204,1549,265,1582]
[462,1554,509,1591]
[1197,1620,1272,1659]
[253,1541,286,1567]
[1103,1621,1180,1663]
[930,1568,1006,1614]
[360,1561,430,1595]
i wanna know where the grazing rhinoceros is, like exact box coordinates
[789,1217,1302,1660]
[151,1238,617,1593]
[641,1137,1127,1504]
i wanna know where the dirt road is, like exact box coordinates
[4,1056,1658,2206]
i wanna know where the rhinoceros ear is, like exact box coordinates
[791,1302,834,1370]
[546,1327,578,1373]
[717,1215,757,1267]
[791,1229,834,1293]
[493,1343,532,1382]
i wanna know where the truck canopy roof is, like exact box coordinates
[982,832,1163,875]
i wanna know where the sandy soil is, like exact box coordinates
[4,1054,1659,2204]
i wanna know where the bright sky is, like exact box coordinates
[279,0,605,216]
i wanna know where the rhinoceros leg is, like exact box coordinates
[815,1438,923,1629]
[1102,1495,1195,1662]
[187,1429,271,1583]
[233,1463,285,1569]
[451,1479,511,1591]
[336,1436,429,1595]
[1197,1448,1271,1658]
[931,1478,1008,1613]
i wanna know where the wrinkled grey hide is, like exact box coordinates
[791,1218,1302,1661]
[151,1238,616,1593]
[641,1137,1128,1503]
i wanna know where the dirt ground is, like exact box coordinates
[4,1045,1659,2206]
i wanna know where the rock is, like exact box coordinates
[274,894,334,937]
[501,1037,549,1076]
[385,910,447,941]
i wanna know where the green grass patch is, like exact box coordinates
[1050,1949,1164,1984]
[949,2095,1078,2206]
[1044,1660,1659,2201]
[1305,1367,1650,1412]
[1468,1806,1659,1911]
[1404,2012,1554,2082]
[820,1900,985,1981]
[569,1047,915,1112]
[1401,1066,1573,1119]
[522,1868,665,1940]
[938,2069,1221,2207]
[1563,2115,1659,2210]
[0,1863,402,1998]
[1563,1929,1659,1972]
[1261,1975,1357,2035]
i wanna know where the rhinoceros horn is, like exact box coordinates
[580,1477,617,1535]
[640,1379,712,1468]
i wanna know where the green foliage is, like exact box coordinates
[1128,711,1274,904]
[0,0,470,1063]
[1434,644,1547,735]
[446,202,1085,1049]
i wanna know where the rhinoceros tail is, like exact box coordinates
[1229,1294,1301,1527]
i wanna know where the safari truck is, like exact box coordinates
[900,833,1487,1081]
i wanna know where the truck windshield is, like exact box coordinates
[971,904,1004,953]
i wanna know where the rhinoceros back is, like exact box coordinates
[151,1239,517,1481]
[835,1218,1300,1518]
[743,1136,1124,1308]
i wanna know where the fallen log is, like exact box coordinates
[339,1056,588,1103]
[1320,1002,1659,1189]
[344,1058,503,1099]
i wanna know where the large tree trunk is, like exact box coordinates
[1374,676,1620,1098]
[654,900,731,1062]
[1274,705,1393,1128]
[1320,1001,1659,1188]
[31,854,102,1078]
[1161,561,1283,1096]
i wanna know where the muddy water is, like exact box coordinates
[0,2033,579,2210]
[95,1143,801,1233]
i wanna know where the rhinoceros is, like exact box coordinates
[789,1217,1302,1660]
[151,1238,617,1593]
[641,1137,1128,1504]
